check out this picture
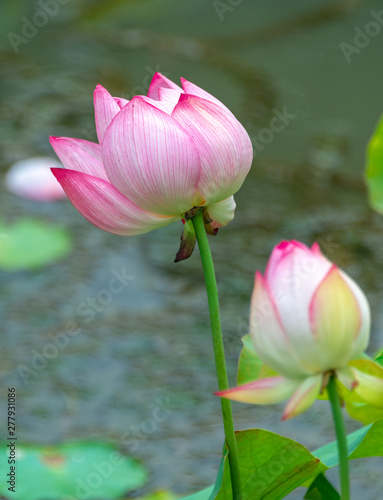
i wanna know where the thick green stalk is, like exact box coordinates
[191,210,242,500]
[327,376,350,500]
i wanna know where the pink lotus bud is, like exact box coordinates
[217,241,383,419]
[5,157,66,202]
[50,73,253,236]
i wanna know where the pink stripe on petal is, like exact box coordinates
[158,88,182,113]
[172,94,253,205]
[216,376,299,405]
[113,96,129,109]
[147,72,182,100]
[102,97,201,216]
[49,137,108,181]
[250,272,310,378]
[311,242,323,256]
[52,168,178,235]
[341,271,371,359]
[265,240,313,282]
[180,77,232,113]
[138,94,178,115]
[282,375,322,420]
[94,84,121,144]
[309,266,362,370]
[263,240,332,370]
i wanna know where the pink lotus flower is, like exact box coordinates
[5,157,66,202]
[217,241,383,419]
[50,73,253,236]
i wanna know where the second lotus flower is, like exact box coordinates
[50,73,253,237]
[217,240,383,419]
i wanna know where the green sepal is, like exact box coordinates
[174,219,197,262]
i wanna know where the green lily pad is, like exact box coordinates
[0,219,72,271]
[365,113,383,213]
[0,441,147,500]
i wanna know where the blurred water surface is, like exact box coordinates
[1,0,383,497]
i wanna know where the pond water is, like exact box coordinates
[1,0,383,497]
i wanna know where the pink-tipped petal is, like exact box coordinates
[147,72,182,100]
[265,241,330,292]
[263,241,332,371]
[138,93,180,115]
[180,77,232,113]
[102,97,201,216]
[340,271,371,359]
[158,88,182,113]
[352,367,383,408]
[206,196,236,228]
[51,168,178,235]
[250,272,311,378]
[216,376,299,405]
[113,96,129,109]
[94,84,121,144]
[282,375,322,420]
[311,242,324,257]
[49,137,108,181]
[172,94,253,205]
[5,157,66,201]
[309,266,362,370]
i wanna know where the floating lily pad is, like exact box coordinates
[0,441,147,500]
[0,219,72,271]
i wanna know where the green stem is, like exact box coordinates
[191,210,242,500]
[327,376,350,500]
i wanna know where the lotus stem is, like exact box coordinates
[192,209,242,500]
[327,375,350,500]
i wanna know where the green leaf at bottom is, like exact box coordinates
[182,418,383,500]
